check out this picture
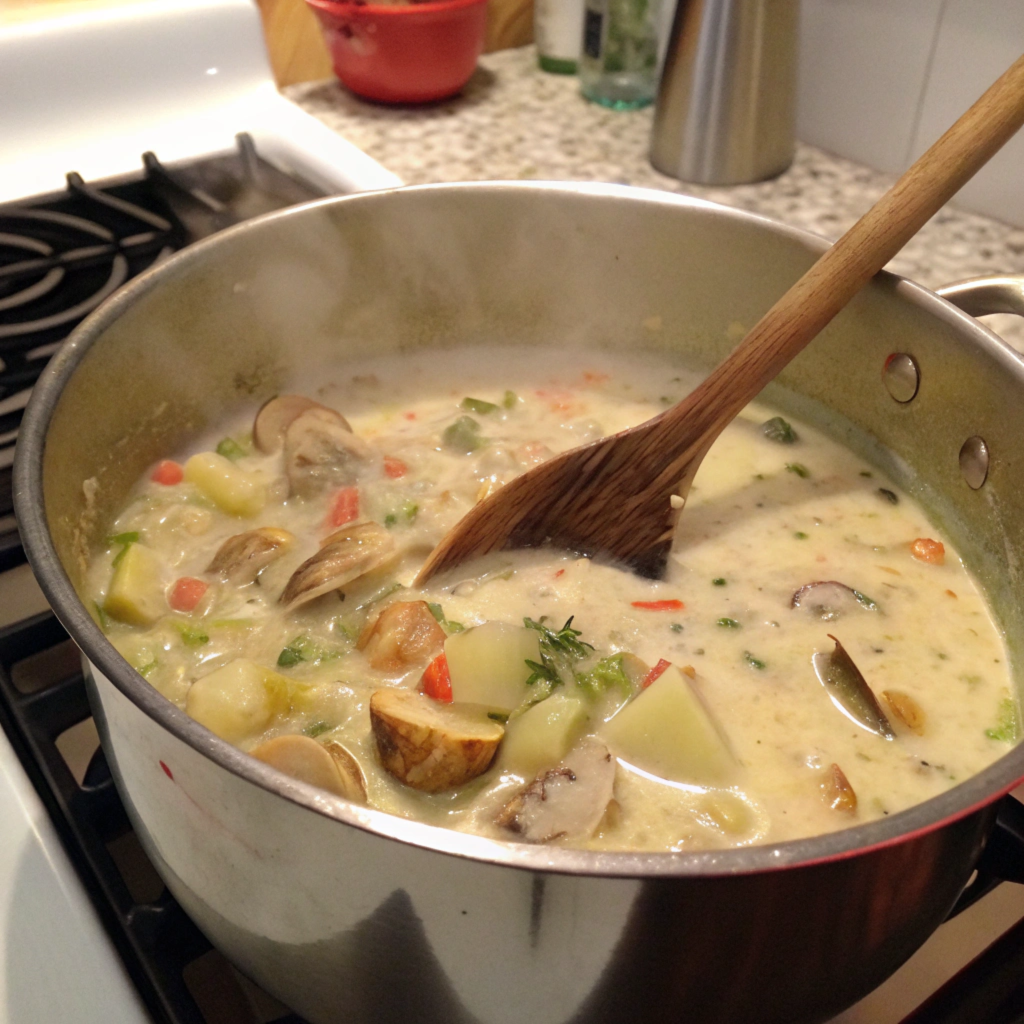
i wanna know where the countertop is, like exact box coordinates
[288,45,1024,350]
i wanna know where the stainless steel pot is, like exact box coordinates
[15,182,1024,1024]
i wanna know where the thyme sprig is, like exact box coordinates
[523,616,594,688]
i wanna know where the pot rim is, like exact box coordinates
[15,180,1024,879]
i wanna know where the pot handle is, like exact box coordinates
[947,793,1024,919]
[936,275,1024,318]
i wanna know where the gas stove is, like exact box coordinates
[3,2,1024,1022]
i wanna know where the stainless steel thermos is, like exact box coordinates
[650,0,799,185]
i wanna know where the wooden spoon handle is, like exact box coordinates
[661,52,1024,450]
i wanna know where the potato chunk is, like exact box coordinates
[104,543,166,626]
[501,694,588,778]
[186,658,290,744]
[444,620,541,711]
[370,688,503,792]
[358,601,446,672]
[600,664,736,785]
[184,452,266,518]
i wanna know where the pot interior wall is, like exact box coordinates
[41,184,1024,680]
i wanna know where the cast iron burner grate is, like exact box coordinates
[0,603,313,1024]
[0,133,324,538]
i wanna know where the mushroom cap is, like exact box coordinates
[253,395,351,455]
[284,408,372,498]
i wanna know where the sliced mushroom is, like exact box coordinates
[280,521,394,611]
[791,581,878,620]
[820,763,857,814]
[882,690,926,735]
[251,734,367,802]
[253,395,352,454]
[358,600,447,672]
[369,688,504,792]
[812,635,895,739]
[495,737,616,844]
[207,527,295,585]
[284,408,371,498]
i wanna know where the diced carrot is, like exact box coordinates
[383,456,408,479]
[642,659,672,689]
[582,371,609,385]
[151,460,183,486]
[554,569,565,579]
[631,599,685,611]
[327,486,359,527]
[910,538,945,565]
[168,577,208,613]
[403,411,417,421]
[420,652,453,703]
[946,589,958,598]
[681,665,696,679]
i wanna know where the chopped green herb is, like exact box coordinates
[712,578,727,587]
[443,415,483,453]
[277,634,340,667]
[384,499,419,528]
[986,698,1020,742]
[487,711,510,724]
[93,602,110,632]
[762,417,798,444]
[877,488,899,505]
[461,397,499,415]
[744,652,767,670]
[785,462,810,478]
[576,654,635,700]
[660,396,673,404]
[502,390,518,409]
[794,531,809,539]
[670,622,684,633]
[524,616,593,688]
[303,720,333,738]
[859,471,873,478]
[717,617,741,629]
[427,602,465,634]
[216,436,247,462]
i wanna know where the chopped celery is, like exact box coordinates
[176,622,210,647]
[109,531,140,569]
[744,652,767,670]
[461,397,498,415]
[93,602,110,632]
[443,416,483,453]
[785,462,810,478]
[717,617,741,629]
[303,720,333,738]
[576,654,636,700]
[138,660,158,678]
[216,436,247,462]
[986,698,1020,742]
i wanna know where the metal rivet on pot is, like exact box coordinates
[883,353,919,403]
[959,436,989,490]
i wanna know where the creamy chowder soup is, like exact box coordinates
[87,348,1018,852]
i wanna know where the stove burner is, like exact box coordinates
[0,134,324,533]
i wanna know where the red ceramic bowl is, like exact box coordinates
[305,0,488,104]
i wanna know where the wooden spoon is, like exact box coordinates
[416,55,1024,585]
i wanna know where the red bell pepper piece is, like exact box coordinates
[420,652,453,703]
[641,658,673,689]
[631,599,685,611]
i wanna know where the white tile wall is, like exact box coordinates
[797,0,1024,228]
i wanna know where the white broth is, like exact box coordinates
[87,347,1017,852]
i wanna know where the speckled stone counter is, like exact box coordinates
[287,45,1024,348]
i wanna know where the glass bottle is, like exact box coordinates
[535,0,587,75]
[579,0,663,110]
